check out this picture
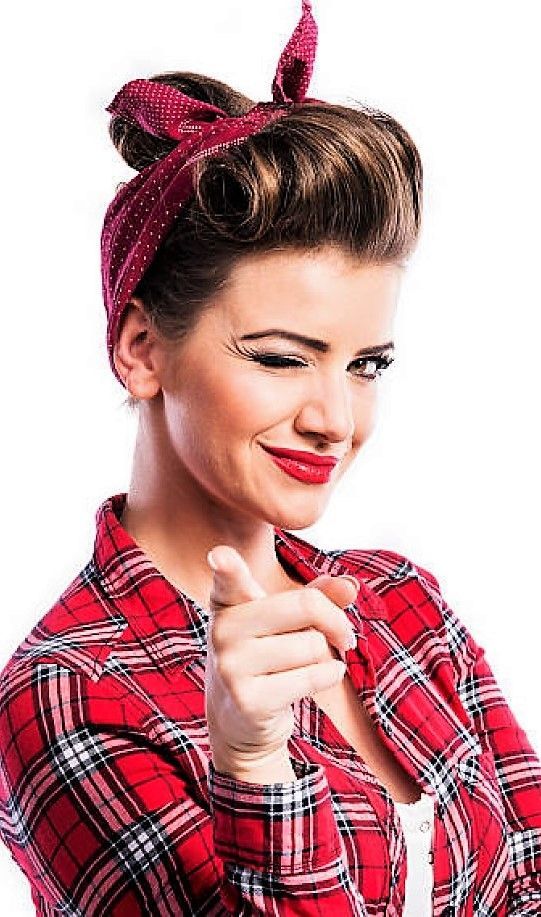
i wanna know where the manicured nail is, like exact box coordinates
[342,575,361,592]
[346,629,357,650]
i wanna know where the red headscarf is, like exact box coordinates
[101,0,323,388]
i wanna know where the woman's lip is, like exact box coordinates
[259,444,340,467]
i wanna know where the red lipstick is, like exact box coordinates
[260,444,339,484]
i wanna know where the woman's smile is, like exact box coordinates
[258,444,342,466]
[261,445,338,484]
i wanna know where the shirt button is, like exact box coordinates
[427,851,434,863]
[419,820,430,832]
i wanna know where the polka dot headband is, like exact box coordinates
[101,0,324,388]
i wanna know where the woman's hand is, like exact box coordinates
[204,544,360,777]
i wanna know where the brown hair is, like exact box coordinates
[108,72,423,409]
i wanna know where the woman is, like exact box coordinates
[1,2,540,914]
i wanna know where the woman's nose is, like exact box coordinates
[295,373,357,443]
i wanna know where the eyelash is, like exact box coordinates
[240,348,395,380]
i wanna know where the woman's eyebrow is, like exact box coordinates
[239,329,395,357]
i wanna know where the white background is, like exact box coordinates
[1,0,539,910]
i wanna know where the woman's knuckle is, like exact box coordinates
[305,626,325,654]
[312,589,330,623]
[300,588,324,617]
[214,617,237,650]
[216,650,236,682]
[232,682,255,713]
[209,622,225,652]
[296,589,312,615]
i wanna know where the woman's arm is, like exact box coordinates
[417,565,541,915]
[0,661,369,915]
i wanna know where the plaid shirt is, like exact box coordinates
[1,492,540,916]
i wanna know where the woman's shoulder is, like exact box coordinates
[330,544,450,633]
[0,556,124,691]
[338,545,441,593]
[279,527,447,626]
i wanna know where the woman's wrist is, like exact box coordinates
[211,746,298,783]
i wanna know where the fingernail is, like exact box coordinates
[341,575,361,593]
[346,628,357,650]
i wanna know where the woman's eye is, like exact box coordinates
[254,354,306,369]
[351,356,394,380]
[253,353,394,380]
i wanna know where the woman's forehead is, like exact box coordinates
[213,251,402,331]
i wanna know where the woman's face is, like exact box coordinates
[145,246,402,530]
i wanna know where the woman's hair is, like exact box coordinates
[109,72,423,410]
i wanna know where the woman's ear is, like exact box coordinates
[113,298,163,399]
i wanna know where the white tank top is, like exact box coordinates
[394,791,435,915]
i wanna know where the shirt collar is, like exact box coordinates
[92,492,388,632]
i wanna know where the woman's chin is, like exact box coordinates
[266,496,329,531]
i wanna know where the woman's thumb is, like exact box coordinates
[305,573,360,608]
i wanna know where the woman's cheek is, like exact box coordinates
[227,372,300,425]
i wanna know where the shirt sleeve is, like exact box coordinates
[0,661,368,915]
[417,564,541,915]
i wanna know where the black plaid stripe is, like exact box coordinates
[113,812,170,879]
[51,727,109,784]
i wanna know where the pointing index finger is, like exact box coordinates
[207,546,267,616]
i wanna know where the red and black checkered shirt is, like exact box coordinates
[1,492,540,914]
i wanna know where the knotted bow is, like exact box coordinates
[105,0,317,141]
[101,0,322,388]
